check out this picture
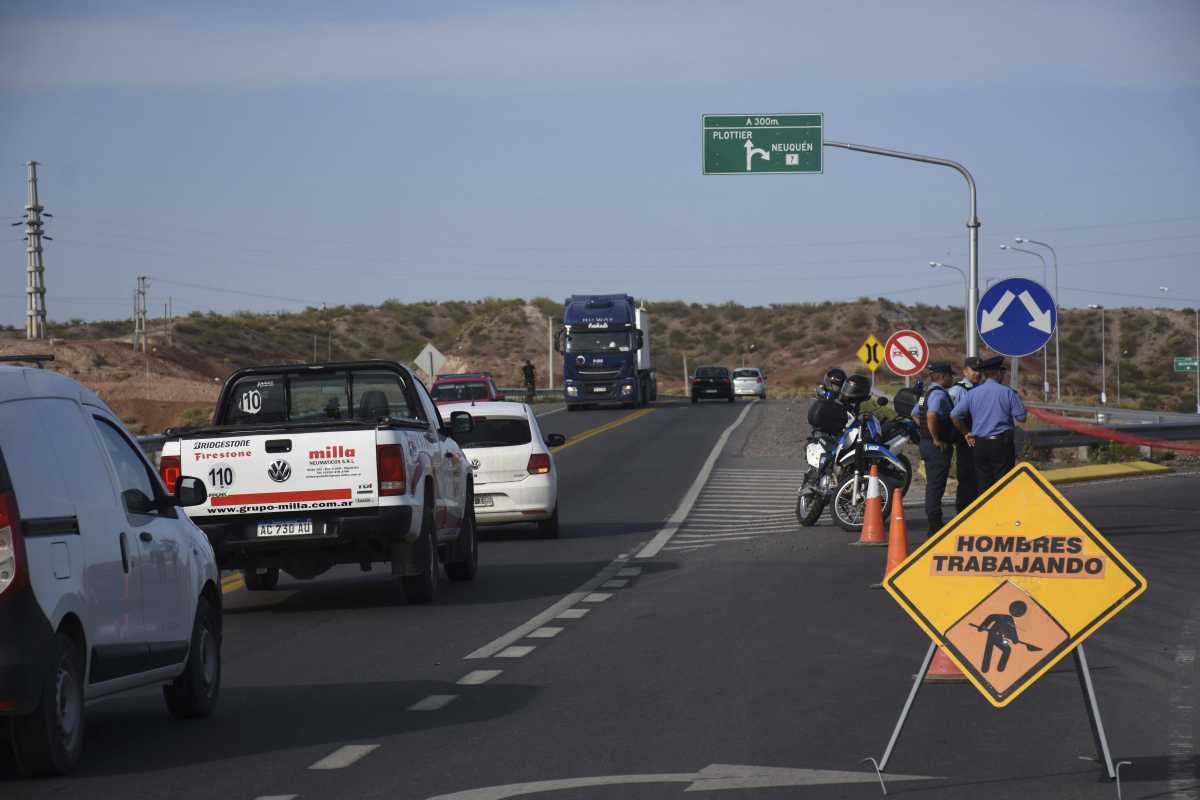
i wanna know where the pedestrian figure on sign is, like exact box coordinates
[973,601,1043,672]
[522,359,536,404]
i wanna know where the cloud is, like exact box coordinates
[1,1,1197,92]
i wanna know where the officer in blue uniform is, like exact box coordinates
[951,355,1027,493]
[947,356,982,511]
[913,362,955,532]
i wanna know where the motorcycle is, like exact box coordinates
[797,393,920,532]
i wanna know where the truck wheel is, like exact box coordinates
[243,568,279,591]
[10,631,85,777]
[163,596,221,720]
[537,507,560,539]
[445,496,478,582]
[727,393,735,403]
[691,396,698,404]
[401,502,439,603]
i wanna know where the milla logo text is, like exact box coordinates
[267,460,292,483]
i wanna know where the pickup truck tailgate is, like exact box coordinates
[183,429,379,517]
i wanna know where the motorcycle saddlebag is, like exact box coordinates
[892,388,921,420]
[808,398,848,435]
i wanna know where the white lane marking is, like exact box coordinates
[309,744,380,770]
[600,579,628,589]
[616,567,642,578]
[676,534,764,543]
[637,401,759,559]
[464,556,628,659]
[583,592,612,602]
[408,694,458,711]
[458,670,503,686]
[527,627,563,639]
[556,608,589,619]
[255,796,298,800]
[662,544,718,552]
[534,405,566,418]
[497,646,536,658]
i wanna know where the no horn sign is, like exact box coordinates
[884,330,929,377]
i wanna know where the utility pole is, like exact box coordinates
[23,162,48,339]
[167,296,174,346]
[546,316,554,390]
[133,276,149,352]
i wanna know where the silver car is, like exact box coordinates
[732,368,767,399]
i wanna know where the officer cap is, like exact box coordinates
[980,355,1007,371]
[927,361,952,374]
[963,356,983,370]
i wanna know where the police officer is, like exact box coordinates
[948,356,982,511]
[913,362,955,532]
[951,355,1027,493]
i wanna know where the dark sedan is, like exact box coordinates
[691,366,734,403]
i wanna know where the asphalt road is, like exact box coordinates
[3,398,1197,800]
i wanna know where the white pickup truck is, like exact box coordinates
[158,360,477,603]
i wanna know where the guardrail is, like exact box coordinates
[1032,402,1197,425]
[1021,421,1200,450]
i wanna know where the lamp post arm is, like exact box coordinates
[825,140,980,356]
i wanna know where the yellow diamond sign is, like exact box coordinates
[883,463,1146,707]
[856,335,883,372]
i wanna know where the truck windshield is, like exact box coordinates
[221,369,420,425]
[566,332,631,353]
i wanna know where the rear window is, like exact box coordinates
[431,382,491,402]
[452,417,532,449]
[732,369,760,378]
[696,367,728,378]
[221,369,420,425]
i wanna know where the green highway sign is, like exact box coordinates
[1175,357,1199,373]
[703,114,823,175]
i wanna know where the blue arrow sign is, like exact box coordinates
[976,278,1056,357]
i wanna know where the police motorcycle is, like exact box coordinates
[797,373,921,532]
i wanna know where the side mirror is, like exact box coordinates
[450,411,474,435]
[545,433,566,447]
[633,331,644,350]
[175,476,208,507]
[876,396,889,406]
[553,329,566,354]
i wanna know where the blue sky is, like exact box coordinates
[1,1,1198,322]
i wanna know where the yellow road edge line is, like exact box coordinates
[551,407,656,454]
[1043,460,1170,485]
[221,576,245,594]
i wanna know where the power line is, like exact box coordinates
[148,277,316,305]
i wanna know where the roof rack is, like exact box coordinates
[0,354,55,369]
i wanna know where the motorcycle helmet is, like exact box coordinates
[839,373,872,405]
[821,367,847,395]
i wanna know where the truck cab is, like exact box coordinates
[556,294,657,411]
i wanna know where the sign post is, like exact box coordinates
[872,463,1146,782]
[702,115,823,175]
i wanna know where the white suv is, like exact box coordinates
[0,360,219,777]
[732,368,767,399]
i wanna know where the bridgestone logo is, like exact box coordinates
[193,439,251,449]
[930,535,1106,578]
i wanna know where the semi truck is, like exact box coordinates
[556,294,657,411]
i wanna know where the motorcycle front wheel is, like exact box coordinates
[832,473,892,532]
[795,473,826,527]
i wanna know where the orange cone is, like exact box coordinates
[924,646,968,682]
[870,488,909,588]
[851,465,887,546]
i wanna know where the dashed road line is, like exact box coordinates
[254,795,298,800]
[616,567,642,578]
[582,592,612,603]
[556,608,589,619]
[458,670,503,685]
[600,579,628,589]
[408,694,458,711]
[497,645,536,658]
[527,627,563,639]
[308,744,380,770]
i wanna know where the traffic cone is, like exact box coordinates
[870,488,908,588]
[851,465,887,546]
[924,646,968,682]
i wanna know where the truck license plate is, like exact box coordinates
[592,387,606,393]
[474,495,494,507]
[256,518,313,537]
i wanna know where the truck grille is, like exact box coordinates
[577,369,621,380]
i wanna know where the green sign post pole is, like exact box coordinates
[702,114,823,175]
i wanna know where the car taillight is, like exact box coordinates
[756,377,763,384]
[527,453,551,475]
[691,378,700,384]
[160,454,182,494]
[377,444,406,496]
[721,377,731,384]
[0,490,28,600]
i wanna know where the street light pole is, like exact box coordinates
[1000,243,1051,401]
[825,140,980,357]
[1017,238,1061,401]
[1089,304,1107,404]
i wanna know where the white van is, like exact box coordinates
[0,359,219,777]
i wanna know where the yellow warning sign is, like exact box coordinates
[856,335,883,372]
[883,463,1146,707]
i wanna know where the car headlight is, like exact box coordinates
[621,384,633,395]
[566,385,579,396]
